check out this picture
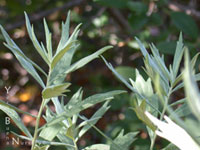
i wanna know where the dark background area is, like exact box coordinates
[0,0,200,149]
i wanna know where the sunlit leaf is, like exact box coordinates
[110,129,138,150]
[0,104,32,138]
[183,50,200,121]
[42,83,71,99]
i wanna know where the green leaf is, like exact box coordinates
[24,12,49,65]
[33,145,50,150]
[42,83,71,99]
[43,18,52,60]
[135,37,168,85]
[78,101,110,138]
[4,43,45,88]
[133,100,157,131]
[0,103,32,138]
[115,66,136,81]
[172,33,184,78]
[51,23,81,69]
[102,56,161,114]
[0,25,47,76]
[65,46,113,74]
[171,12,199,39]
[156,41,176,55]
[56,11,71,53]
[50,42,79,85]
[0,25,46,88]
[51,41,75,69]
[39,123,63,141]
[0,99,36,117]
[183,50,200,121]
[13,132,75,148]
[170,103,191,118]
[83,144,110,150]
[62,90,125,118]
[150,44,171,82]
[127,1,147,14]
[110,130,138,150]
[191,52,200,70]
[129,14,149,30]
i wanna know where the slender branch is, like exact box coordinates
[31,99,46,150]
[5,0,85,31]
[168,1,200,18]
[107,8,134,36]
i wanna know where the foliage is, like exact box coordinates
[1,0,200,149]
[0,12,133,150]
[104,34,200,149]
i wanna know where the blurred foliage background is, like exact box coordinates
[0,0,200,149]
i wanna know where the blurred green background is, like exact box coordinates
[0,0,200,149]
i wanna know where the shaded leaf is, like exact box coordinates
[171,12,199,39]
[115,66,136,81]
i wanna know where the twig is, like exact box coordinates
[168,1,200,18]
[107,8,134,36]
[5,0,85,31]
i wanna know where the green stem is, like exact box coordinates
[73,139,78,150]
[31,99,46,150]
[150,134,156,150]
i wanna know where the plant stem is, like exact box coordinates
[31,99,46,150]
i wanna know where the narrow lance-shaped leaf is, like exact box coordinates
[0,104,32,138]
[0,25,46,86]
[51,23,81,69]
[172,32,184,78]
[43,18,52,60]
[12,132,75,148]
[78,101,110,139]
[135,37,168,87]
[64,46,113,74]
[42,82,71,99]
[102,56,161,115]
[24,12,49,65]
[49,45,112,85]
[61,90,126,118]
[56,11,71,52]
[4,43,45,88]
[150,44,171,82]
[183,49,200,121]
[51,41,76,69]
[0,100,36,117]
